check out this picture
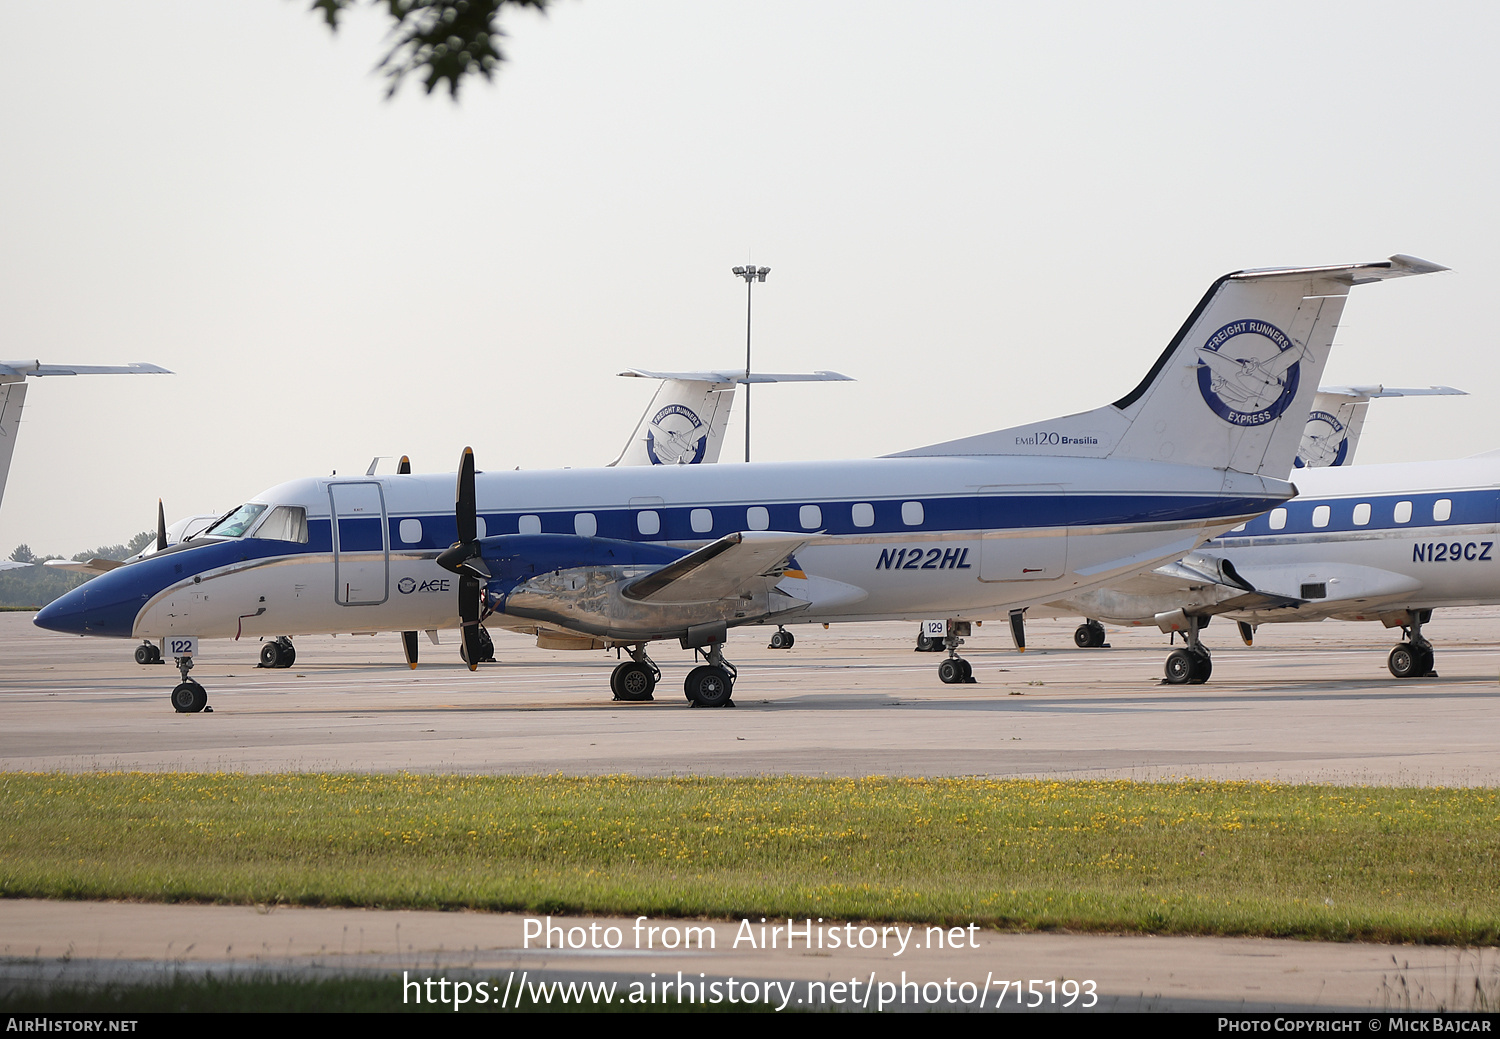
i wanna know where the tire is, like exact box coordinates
[1415,645,1434,676]
[769,631,787,649]
[260,643,282,668]
[135,645,154,665]
[279,643,296,668]
[782,631,795,649]
[1189,652,1212,684]
[958,658,974,682]
[1388,643,1420,679]
[1073,625,1094,649]
[171,681,207,714]
[684,665,733,707]
[1164,649,1194,685]
[938,658,964,684]
[613,662,655,702]
[476,626,496,663]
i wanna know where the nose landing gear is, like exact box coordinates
[169,653,210,713]
[936,621,977,684]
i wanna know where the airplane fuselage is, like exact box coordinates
[39,454,1290,645]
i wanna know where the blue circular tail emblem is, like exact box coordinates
[1196,320,1305,427]
[645,404,708,465]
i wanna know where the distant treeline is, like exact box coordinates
[1,531,153,608]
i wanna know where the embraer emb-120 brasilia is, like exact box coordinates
[35,256,1445,712]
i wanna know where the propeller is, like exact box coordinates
[397,455,416,662]
[434,447,487,671]
[156,500,167,552]
[1008,608,1027,652]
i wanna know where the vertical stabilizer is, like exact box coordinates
[1297,384,1465,468]
[891,255,1448,478]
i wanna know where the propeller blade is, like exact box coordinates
[401,630,419,669]
[397,455,411,475]
[156,500,167,552]
[1008,608,1027,652]
[456,447,476,544]
[459,575,482,671]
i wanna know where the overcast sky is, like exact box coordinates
[1,1,1495,553]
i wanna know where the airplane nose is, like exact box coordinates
[34,574,144,638]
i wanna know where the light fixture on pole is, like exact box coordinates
[731,264,770,462]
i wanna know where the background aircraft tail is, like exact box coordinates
[892,255,1446,477]
[608,368,853,467]
[1296,384,1464,468]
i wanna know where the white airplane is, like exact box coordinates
[33,256,1444,712]
[1295,385,1464,470]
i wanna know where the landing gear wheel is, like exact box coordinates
[475,625,496,663]
[915,629,943,652]
[768,629,795,649]
[1165,649,1211,684]
[1416,645,1435,676]
[260,643,282,668]
[1073,622,1106,649]
[1388,643,1423,679]
[279,642,296,668]
[1165,649,1194,685]
[684,665,734,708]
[170,681,208,714]
[938,658,967,684]
[611,661,656,702]
[135,644,156,665]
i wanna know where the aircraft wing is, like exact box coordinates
[44,557,126,576]
[622,531,809,604]
[0,560,30,572]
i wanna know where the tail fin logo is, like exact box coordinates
[645,404,709,465]
[1294,410,1349,468]
[1195,320,1306,428]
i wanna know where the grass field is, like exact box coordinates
[3,772,1499,944]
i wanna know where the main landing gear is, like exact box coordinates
[611,646,662,702]
[258,636,296,669]
[1387,609,1436,679]
[1073,620,1108,649]
[937,621,977,684]
[134,641,164,665]
[459,625,497,665]
[768,626,795,650]
[169,655,210,714]
[684,642,737,708]
[1162,614,1212,685]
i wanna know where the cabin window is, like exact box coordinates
[574,513,597,537]
[1394,500,1413,524]
[1434,498,1452,522]
[690,508,713,533]
[852,503,875,528]
[254,506,309,544]
[637,510,660,536]
[799,505,822,529]
[518,514,542,535]
[1312,505,1330,528]
[747,506,770,530]
[1269,508,1287,531]
[1352,503,1371,526]
[901,501,924,526]
[205,502,268,538]
[398,518,422,545]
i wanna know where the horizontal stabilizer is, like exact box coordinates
[618,368,853,384]
[622,531,808,604]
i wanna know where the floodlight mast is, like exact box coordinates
[731,265,770,462]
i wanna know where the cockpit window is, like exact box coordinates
[205,503,268,538]
[252,506,309,544]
